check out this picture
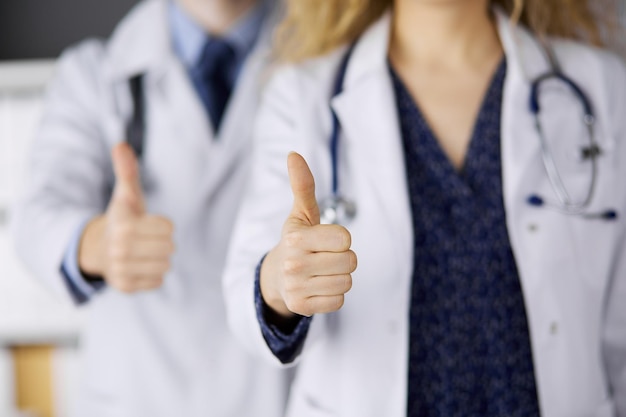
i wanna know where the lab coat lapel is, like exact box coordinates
[328,10,558,288]
[103,0,279,206]
[331,13,413,283]
[197,10,277,195]
[160,57,215,152]
[104,0,216,154]
[496,9,550,228]
[495,10,575,303]
[105,0,171,83]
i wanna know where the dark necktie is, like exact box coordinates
[192,37,236,134]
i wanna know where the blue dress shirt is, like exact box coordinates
[61,0,268,304]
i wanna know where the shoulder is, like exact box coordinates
[550,40,626,139]
[553,38,626,84]
[57,0,161,74]
[56,38,107,75]
[49,39,109,106]
[551,39,626,103]
[261,47,348,115]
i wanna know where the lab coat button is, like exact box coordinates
[550,322,558,335]
[528,223,538,232]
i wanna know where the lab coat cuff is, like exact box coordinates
[254,254,311,364]
[60,219,105,305]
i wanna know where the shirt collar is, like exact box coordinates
[168,0,269,70]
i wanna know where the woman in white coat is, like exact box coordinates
[223,0,626,416]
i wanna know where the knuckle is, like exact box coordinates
[110,245,131,261]
[156,217,174,234]
[338,228,352,250]
[165,222,175,236]
[118,264,131,277]
[147,277,164,289]
[343,274,353,293]
[284,294,303,314]
[159,260,171,273]
[283,230,304,249]
[283,274,308,297]
[298,299,314,317]
[107,264,124,278]
[167,241,176,254]
[282,258,304,276]
[331,295,345,312]
[115,223,135,240]
[282,277,299,294]
[348,250,358,272]
[114,279,134,294]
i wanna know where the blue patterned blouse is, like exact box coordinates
[391,59,541,417]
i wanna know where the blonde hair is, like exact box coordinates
[275,0,619,62]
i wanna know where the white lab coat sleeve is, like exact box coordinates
[601,52,626,416]
[12,40,113,304]
[223,65,326,367]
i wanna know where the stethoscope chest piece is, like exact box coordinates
[319,196,357,225]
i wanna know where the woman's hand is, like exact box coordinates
[260,152,357,318]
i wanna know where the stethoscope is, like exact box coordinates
[523,39,617,220]
[320,47,358,225]
[320,37,618,225]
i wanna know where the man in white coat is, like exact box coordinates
[13,0,290,416]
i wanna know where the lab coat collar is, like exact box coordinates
[104,0,281,83]
[339,7,551,92]
[104,0,174,82]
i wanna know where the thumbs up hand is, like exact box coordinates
[108,141,146,221]
[260,152,357,318]
[78,143,175,293]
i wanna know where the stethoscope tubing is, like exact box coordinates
[325,35,615,223]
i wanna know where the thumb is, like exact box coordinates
[287,152,320,226]
[110,142,145,217]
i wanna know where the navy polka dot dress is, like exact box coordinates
[390,60,541,417]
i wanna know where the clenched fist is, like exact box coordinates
[260,152,357,318]
[78,143,175,293]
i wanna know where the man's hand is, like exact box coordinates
[78,143,175,293]
[260,152,357,318]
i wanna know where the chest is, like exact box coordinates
[390,60,505,169]
[99,60,260,219]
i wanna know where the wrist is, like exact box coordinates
[259,251,296,319]
[78,215,107,278]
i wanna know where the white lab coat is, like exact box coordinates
[223,10,626,417]
[13,1,291,416]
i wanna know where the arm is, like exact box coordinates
[222,67,356,366]
[60,217,106,304]
[601,52,626,416]
[12,41,113,303]
[12,41,174,304]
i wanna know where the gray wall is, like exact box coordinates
[0,0,139,60]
